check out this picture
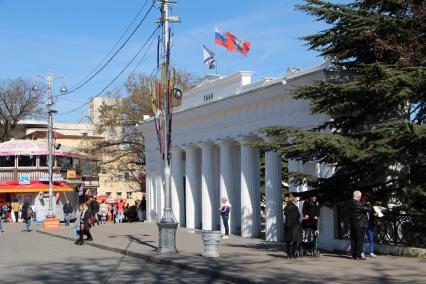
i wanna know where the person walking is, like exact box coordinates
[0,205,4,234]
[117,200,125,223]
[73,204,81,241]
[112,203,118,223]
[284,195,302,259]
[89,197,100,226]
[75,202,93,245]
[63,200,73,227]
[99,201,108,224]
[347,190,372,260]
[361,195,377,258]
[141,196,147,221]
[219,197,231,239]
[21,201,32,232]
[12,200,20,223]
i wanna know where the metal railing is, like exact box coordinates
[336,206,426,248]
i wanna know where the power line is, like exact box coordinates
[71,0,152,90]
[67,0,156,94]
[59,25,161,116]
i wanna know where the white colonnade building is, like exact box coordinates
[140,62,344,248]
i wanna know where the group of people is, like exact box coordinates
[283,190,378,260]
[0,200,33,233]
[71,196,147,246]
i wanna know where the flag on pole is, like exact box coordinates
[215,27,251,56]
[203,45,216,69]
[215,27,229,48]
[226,32,251,56]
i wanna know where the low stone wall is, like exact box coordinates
[374,243,426,258]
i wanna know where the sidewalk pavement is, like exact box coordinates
[36,222,426,284]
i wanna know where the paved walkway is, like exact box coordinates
[0,223,225,283]
[36,222,426,284]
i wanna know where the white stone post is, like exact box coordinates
[265,150,284,242]
[239,138,261,238]
[184,145,201,229]
[171,147,185,226]
[201,143,215,230]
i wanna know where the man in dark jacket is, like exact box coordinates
[302,195,320,230]
[21,201,32,232]
[63,200,73,226]
[347,190,372,260]
[89,197,100,226]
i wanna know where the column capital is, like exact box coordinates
[171,146,183,153]
[236,135,262,144]
[182,144,199,151]
[216,138,235,146]
[260,135,280,144]
[197,141,215,149]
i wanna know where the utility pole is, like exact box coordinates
[157,0,180,254]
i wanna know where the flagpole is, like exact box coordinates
[214,42,218,75]
[227,49,230,75]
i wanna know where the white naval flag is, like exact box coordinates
[203,45,216,69]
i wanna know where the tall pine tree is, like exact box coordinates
[258,0,426,212]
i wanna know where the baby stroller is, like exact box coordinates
[299,218,320,258]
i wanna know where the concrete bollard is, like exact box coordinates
[201,230,221,257]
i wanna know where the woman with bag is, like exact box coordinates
[75,202,94,245]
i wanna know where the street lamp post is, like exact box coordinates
[32,73,67,221]
[156,0,180,253]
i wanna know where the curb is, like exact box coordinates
[36,229,255,284]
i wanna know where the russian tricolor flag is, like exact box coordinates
[215,27,228,48]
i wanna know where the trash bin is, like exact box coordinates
[201,230,221,257]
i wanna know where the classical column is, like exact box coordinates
[145,172,152,222]
[184,145,201,229]
[201,143,215,230]
[171,147,184,226]
[239,138,261,238]
[265,150,283,242]
[219,140,234,234]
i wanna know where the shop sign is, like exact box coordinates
[19,175,30,185]
[107,196,114,204]
[67,169,77,179]
[39,174,63,182]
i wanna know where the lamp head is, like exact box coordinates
[60,84,68,95]
[31,85,40,93]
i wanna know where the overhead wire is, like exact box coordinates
[70,0,152,91]
[59,25,161,116]
[66,0,156,94]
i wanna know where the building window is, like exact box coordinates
[106,192,111,196]
[116,192,122,198]
[117,171,133,180]
[18,155,37,167]
[56,157,72,169]
[0,156,15,167]
[126,192,133,199]
[39,155,48,167]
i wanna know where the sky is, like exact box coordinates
[0,0,327,123]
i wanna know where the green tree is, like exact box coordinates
[258,0,426,212]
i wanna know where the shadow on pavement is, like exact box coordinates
[1,256,223,284]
